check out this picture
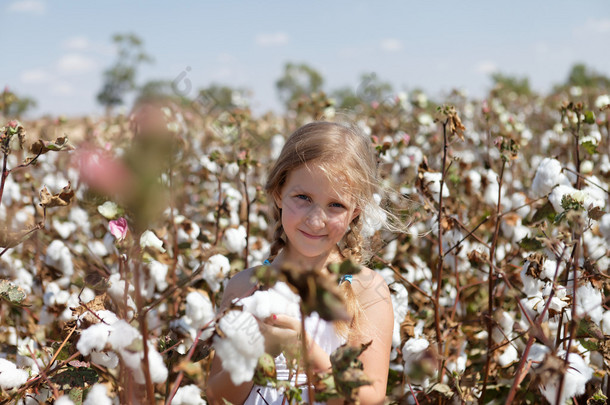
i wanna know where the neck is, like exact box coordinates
[275,245,342,271]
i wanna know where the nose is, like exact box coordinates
[305,205,326,230]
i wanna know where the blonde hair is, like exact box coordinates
[264,121,384,337]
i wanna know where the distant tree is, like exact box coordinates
[0,87,36,119]
[355,72,393,105]
[97,33,153,115]
[331,72,393,110]
[565,63,610,89]
[135,80,184,106]
[491,72,532,97]
[331,86,361,109]
[196,84,250,111]
[275,62,324,108]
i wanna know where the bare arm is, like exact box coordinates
[349,271,394,405]
[206,268,257,405]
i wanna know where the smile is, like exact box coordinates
[299,230,326,240]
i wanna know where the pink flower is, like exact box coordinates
[109,218,128,241]
[371,101,380,109]
[7,120,18,128]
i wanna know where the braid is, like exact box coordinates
[268,205,285,260]
[341,216,363,263]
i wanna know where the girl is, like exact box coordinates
[206,121,395,405]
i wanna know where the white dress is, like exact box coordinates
[243,312,345,405]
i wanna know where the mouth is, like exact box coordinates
[299,230,325,240]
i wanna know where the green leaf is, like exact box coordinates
[0,279,26,304]
[581,140,598,155]
[51,367,99,388]
[69,387,83,405]
[584,110,596,124]
[518,236,543,251]
[531,201,555,223]
[579,338,598,352]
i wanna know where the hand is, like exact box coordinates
[257,314,302,358]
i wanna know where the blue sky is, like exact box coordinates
[3,0,610,118]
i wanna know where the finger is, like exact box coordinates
[270,314,301,331]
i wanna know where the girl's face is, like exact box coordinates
[275,164,360,266]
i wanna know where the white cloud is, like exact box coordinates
[51,82,74,96]
[380,38,403,52]
[475,61,498,75]
[63,36,90,50]
[20,68,52,84]
[255,32,289,47]
[586,18,610,34]
[7,0,45,14]
[56,54,96,74]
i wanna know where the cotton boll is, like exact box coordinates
[140,230,166,253]
[147,345,168,383]
[575,282,603,324]
[148,260,169,292]
[185,291,215,339]
[77,323,112,355]
[91,350,119,369]
[599,214,610,243]
[214,310,264,385]
[107,320,140,351]
[69,206,91,236]
[55,396,75,405]
[361,194,387,239]
[548,184,578,213]
[202,254,231,292]
[402,337,430,375]
[240,281,300,319]
[0,358,29,389]
[223,226,247,253]
[223,162,239,179]
[88,240,109,257]
[391,283,409,348]
[44,240,74,280]
[498,344,519,367]
[52,219,77,239]
[531,158,571,198]
[83,383,113,405]
[422,172,449,199]
[171,384,206,405]
[538,351,592,405]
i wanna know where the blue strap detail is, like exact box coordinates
[339,274,353,284]
[263,259,271,265]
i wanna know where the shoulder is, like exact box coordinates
[218,266,259,310]
[351,267,391,310]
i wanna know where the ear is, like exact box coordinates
[350,207,361,222]
[273,191,283,209]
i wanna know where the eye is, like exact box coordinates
[329,202,346,209]
[295,194,311,202]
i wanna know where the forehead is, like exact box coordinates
[283,164,353,198]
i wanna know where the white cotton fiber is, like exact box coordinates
[55,396,75,405]
[223,225,248,253]
[214,310,264,385]
[77,323,112,356]
[539,351,592,405]
[91,350,119,369]
[239,281,300,319]
[107,320,140,351]
[83,383,113,405]
[0,358,28,389]
[171,384,206,404]
[44,240,74,278]
[185,291,215,336]
[202,254,231,292]
[531,157,570,198]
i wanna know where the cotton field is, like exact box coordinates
[1,86,610,404]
